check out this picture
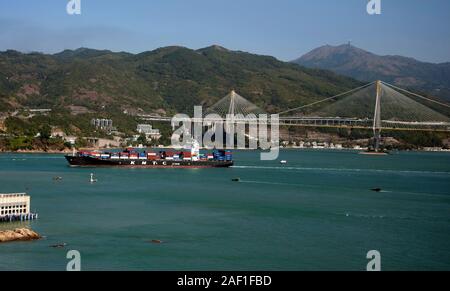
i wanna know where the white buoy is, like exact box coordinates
[90,173,98,183]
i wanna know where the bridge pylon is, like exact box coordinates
[373,80,383,152]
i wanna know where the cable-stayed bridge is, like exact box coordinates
[138,80,450,133]
[138,81,450,151]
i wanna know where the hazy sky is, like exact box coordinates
[0,0,449,63]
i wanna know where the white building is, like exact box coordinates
[137,124,161,140]
[64,136,77,145]
[0,193,30,217]
[51,127,65,138]
[91,118,113,130]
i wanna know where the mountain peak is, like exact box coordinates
[292,44,450,101]
[197,45,230,53]
[54,47,114,59]
[295,44,372,64]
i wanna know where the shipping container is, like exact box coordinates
[147,152,158,160]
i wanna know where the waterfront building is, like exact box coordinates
[0,193,30,217]
[64,136,77,145]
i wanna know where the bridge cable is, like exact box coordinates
[277,81,376,116]
[381,81,450,109]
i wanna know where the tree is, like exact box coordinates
[137,133,147,145]
[40,124,52,140]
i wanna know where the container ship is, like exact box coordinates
[65,147,233,168]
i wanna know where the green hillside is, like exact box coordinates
[0,46,361,115]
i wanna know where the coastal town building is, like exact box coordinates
[51,127,65,138]
[0,193,30,217]
[91,118,113,130]
[27,109,52,114]
[64,136,77,145]
[136,124,161,140]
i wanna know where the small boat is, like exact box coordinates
[90,173,98,183]
[280,160,288,164]
[232,178,241,182]
[150,240,163,244]
[359,149,389,156]
[371,188,382,192]
[50,243,67,248]
[53,176,63,181]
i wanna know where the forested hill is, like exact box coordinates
[0,45,361,115]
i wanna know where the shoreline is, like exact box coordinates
[1,147,450,154]
[0,149,73,154]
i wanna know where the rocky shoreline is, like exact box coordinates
[0,149,73,154]
[0,228,41,243]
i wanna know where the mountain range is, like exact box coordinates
[0,46,359,115]
[292,44,450,101]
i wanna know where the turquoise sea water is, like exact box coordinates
[0,150,449,271]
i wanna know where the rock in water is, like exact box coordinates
[0,228,41,243]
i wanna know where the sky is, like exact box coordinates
[0,0,449,63]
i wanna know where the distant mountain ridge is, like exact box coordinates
[292,44,450,101]
[0,45,360,114]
